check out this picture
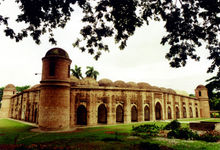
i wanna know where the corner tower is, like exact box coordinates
[39,48,72,130]
[195,85,210,118]
[0,84,16,118]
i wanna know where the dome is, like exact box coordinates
[196,85,206,89]
[81,77,99,86]
[152,86,161,91]
[31,84,40,89]
[167,88,176,94]
[160,87,169,93]
[4,84,16,91]
[126,82,138,88]
[70,75,80,85]
[137,82,152,89]
[98,78,113,87]
[114,80,127,88]
[45,47,69,59]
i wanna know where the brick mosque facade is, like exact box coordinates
[0,48,210,131]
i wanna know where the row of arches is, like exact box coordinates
[76,102,199,125]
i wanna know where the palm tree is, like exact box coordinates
[85,66,99,80]
[70,65,83,79]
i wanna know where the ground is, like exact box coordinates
[0,118,220,150]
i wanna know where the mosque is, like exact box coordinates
[0,48,210,131]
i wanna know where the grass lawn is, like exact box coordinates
[0,118,219,150]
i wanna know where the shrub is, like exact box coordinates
[199,131,220,142]
[164,120,181,130]
[132,124,161,138]
[167,127,199,140]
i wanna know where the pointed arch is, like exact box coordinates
[131,105,138,122]
[98,104,107,124]
[144,105,150,121]
[77,105,87,125]
[155,102,162,120]
[116,105,124,123]
[176,107,180,119]
[168,106,172,119]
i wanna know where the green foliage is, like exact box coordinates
[132,124,161,138]
[167,127,199,140]
[0,87,4,102]
[199,131,220,142]
[85,66,99,80]
[206,71,220,111]
[16,85,30,93]
[0,0,219,75]
[164,120,181,130]
[70,65,83,79]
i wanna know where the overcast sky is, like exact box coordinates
[0,2,215,94]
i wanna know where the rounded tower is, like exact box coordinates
[39,48,72,130]
[195,85,210,118]
[0,84,16,118]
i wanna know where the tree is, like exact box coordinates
[85,66,99,80]
[16,85,30,93]
[70,65,83,79]
[206,70,220,110]
[0,87,4,103]
[0,0,219,74]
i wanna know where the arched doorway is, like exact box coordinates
[98,104,107,124]
[189,107,193,118]
[196,108,199,118]
[155,102,162,120]
[131,106,138,122]
[183,107,187,118]
[176,107,180,119]
[168,106,172,119]
[116,105,124,123]
[77,105,87,125]
[144,105,150,121]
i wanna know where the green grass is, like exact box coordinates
[0,118,219,150]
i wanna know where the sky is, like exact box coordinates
[0,2,216,94]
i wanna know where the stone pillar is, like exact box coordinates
[39,48,72,131]
[151,93,155,121]
[107,94,114,125]
[137,92,144,122]
[123,93,130,124]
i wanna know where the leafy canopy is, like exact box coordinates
[0,0,219,74]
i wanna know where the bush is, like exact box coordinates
[167,127,199,140]
[164,120,181,130]
[132,124,161,138]
[199,131,220,142]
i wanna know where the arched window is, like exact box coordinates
[116,105,124,123]
[144,105,150,121]
[131,106,138,122]
[98,104,107,124]
[168,106,172,119]
[155,102,162,120]
[189,107,193,118]
[176,107,180,119]
[183,107,187,118]
[77,105,87,125]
